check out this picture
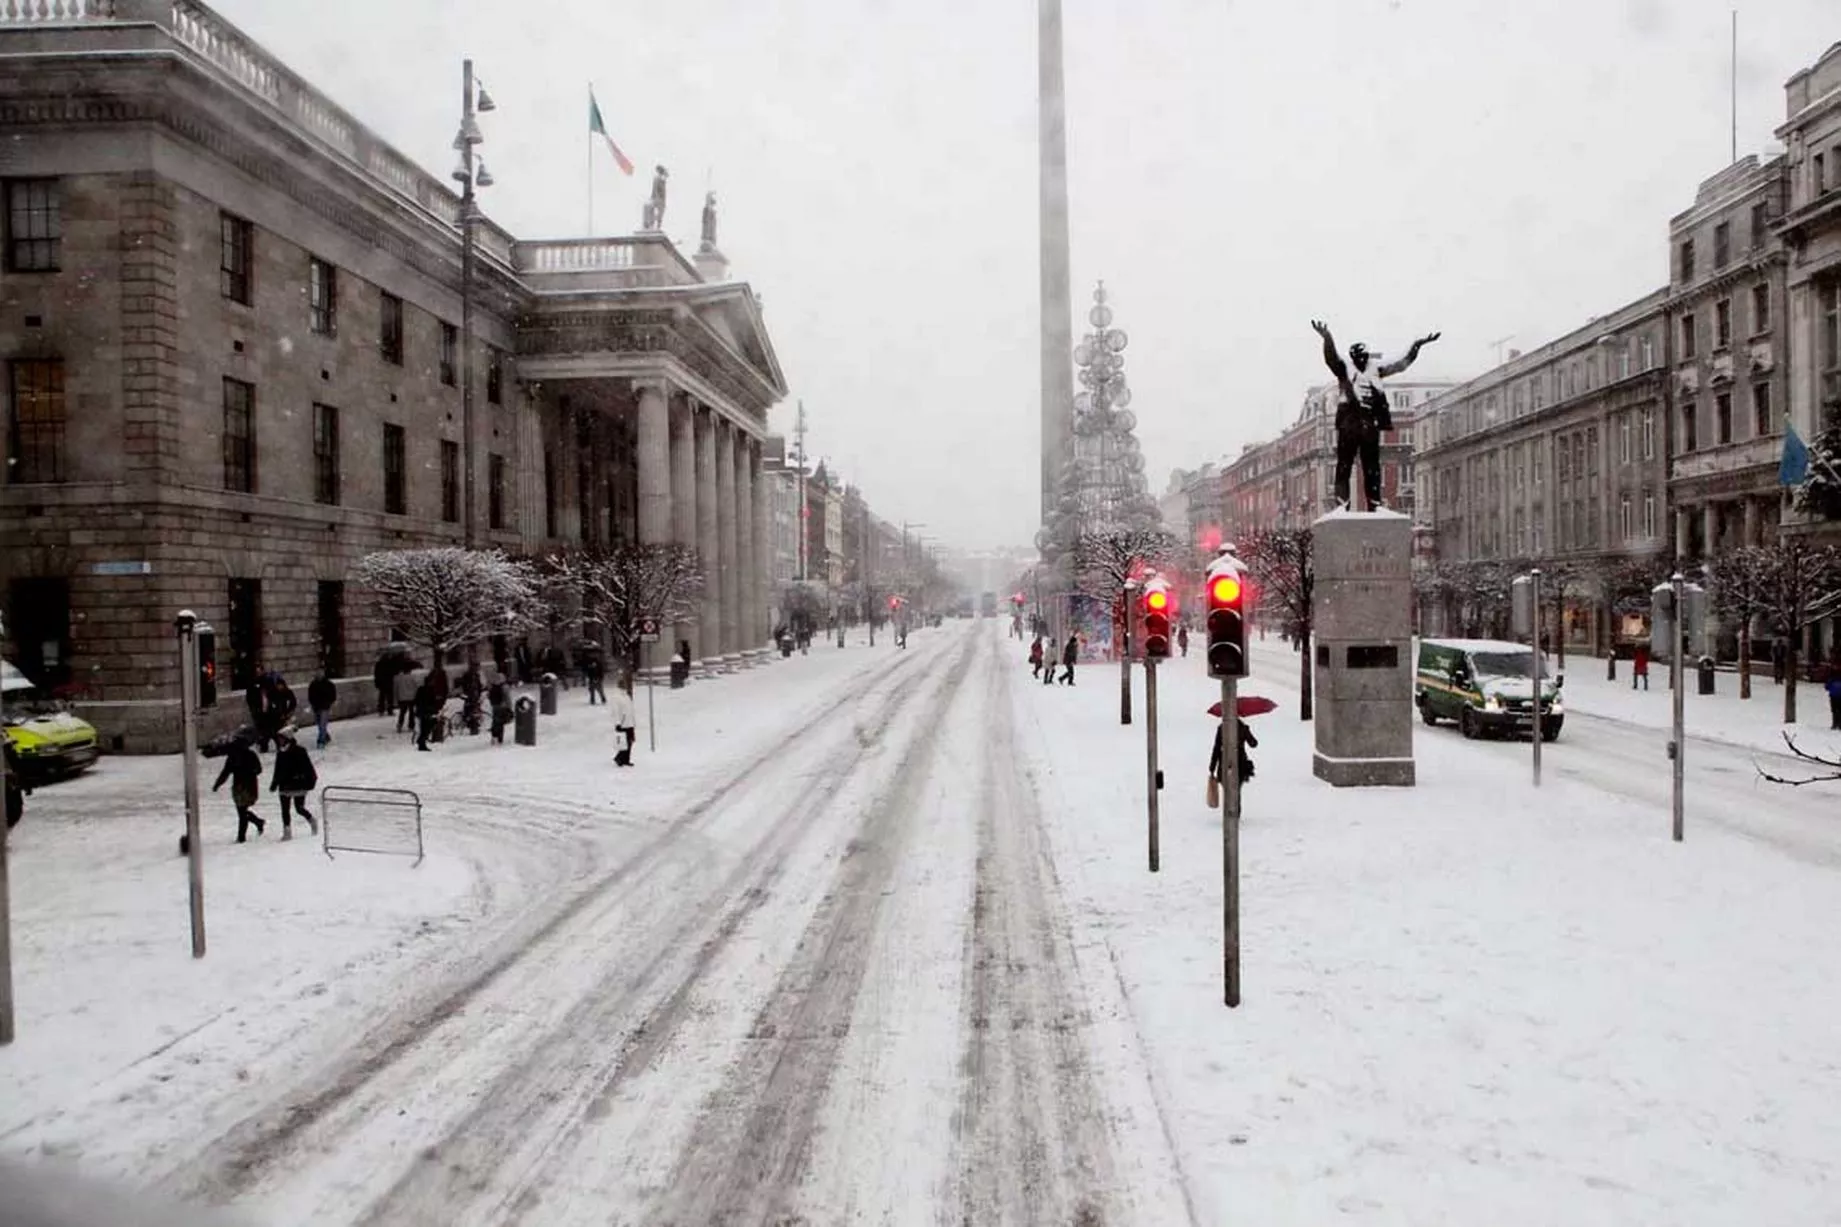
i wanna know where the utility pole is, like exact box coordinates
[1670,571,1687,842]
[175,611,206,958]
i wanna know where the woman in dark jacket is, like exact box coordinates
[269,728,318,840]
[1208,719,1258,788]
[211,736,266,842]
[415,676,443,752]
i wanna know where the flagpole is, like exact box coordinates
[587,83,594,235]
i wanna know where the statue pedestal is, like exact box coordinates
[1311,509,1416,788]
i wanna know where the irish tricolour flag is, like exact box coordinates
[589,88,634,175]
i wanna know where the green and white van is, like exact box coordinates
[1415,638,1563,742]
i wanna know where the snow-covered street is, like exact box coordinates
[5,619,1841,1225]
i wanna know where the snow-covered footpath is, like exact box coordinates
[1017,632,1841,1226]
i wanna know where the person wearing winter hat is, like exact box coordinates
[268,726,319,841]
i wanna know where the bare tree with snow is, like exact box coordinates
[553,543,705,677]
[1241,528,1315,720]
[1755,537,1841,724]
[354,547,539,664]
[1708,546,1773,701]
[1757,733,1841,789]
[1074,526,1178,725]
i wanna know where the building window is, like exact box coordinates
[383,422,406,515]
[440,322,457,386]
[1679,312,1697,359]
[1532,448,1543,486]
[1641,408,1655,459]
[7,358,65,484]
[380,291,404,365]
[1678,238,1695,283]
[1753,381,1773,438]
[5,577,71,688]
[1752,283,1770,334]
[1680,403,1698,454]
[488,453,506,530]
[1750,201,1768,250]
[220,212,252,304]
[317,580,345,677]
[1643,494,1657,540]
[1820,280,1840,373]
[1619,414,1632,464]
[1531,524,1543,555]
[1620,497,1633,542]
[312,402,339,505]
[1586,427,1598,477]
[309,257,337,335]
[543,449,557,537]
[4,179,60,272]
[1713,221,1730,269]
[1715,299,1731,349]
[440,439,459,523]
[222,377,255,493]
[1715,392,1732,445]
[227,578,262,692]
[487,346,503,405]
[1640,334,1655,370]
[1616,343,1632,381]
[1816,153,1828,197]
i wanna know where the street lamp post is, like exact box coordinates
[452,59,496,548]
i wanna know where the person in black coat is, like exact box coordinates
[308,672,337,749]
[1059,634,1079,685]
[583,653,607,705]
[269,728,318,840]
[211,735,265,842]
[1208,719,1259,788]
[373,651,398,716]
[487,675,511,744]
[414,676,442,752]
[245,676,270,751]
[5,740,29,831]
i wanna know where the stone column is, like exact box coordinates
[1701,503,1718,559]
[1742,497,1761,549]
[1676,507,1692,560]
[752,441,770,663]
[734,435,757,664]
[717,418,741,668]
[696,406,722,676]
[635,380,672,545]
[670,397,698,660]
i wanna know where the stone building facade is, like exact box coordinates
[1666,156,1791,563]
[1416,290,1673,648]
[0,1,786,751]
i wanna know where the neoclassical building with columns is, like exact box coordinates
[0,1,786,750]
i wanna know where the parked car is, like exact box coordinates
[1416,638,1563,742]
[3,659,101,781]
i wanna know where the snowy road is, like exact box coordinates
[42,624,1190,1226]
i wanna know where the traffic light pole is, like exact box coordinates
[1,613,13,1044]
[1531,568,1543,788]
[1144,659,1160,872]
[175,612,206,959]
[1221,675,1241,1008]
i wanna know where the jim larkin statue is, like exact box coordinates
[1311,319,1440,511]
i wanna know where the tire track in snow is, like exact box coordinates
[948,641,1119,1227]
[179,646,936,1207]
[352,638,975,1227]
[642,631,985,1226]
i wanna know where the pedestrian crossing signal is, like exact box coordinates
[196,626,218,709]
[1206,573,1247,679]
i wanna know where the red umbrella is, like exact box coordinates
[1208,695,1279,718]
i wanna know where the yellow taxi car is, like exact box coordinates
[3,659,100,781]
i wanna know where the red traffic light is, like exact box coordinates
[1209,574,1243,605]
[1144,589,1170,612]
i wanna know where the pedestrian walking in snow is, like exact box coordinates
[1177,624,1190,657]
[245,674,271,751]
[1827,672,1841,731]
[394,663,423,735]
[414,675,442,752]
[1059,634,1078,685]
[1029,636,1044,678]
[584,652,607,705]
[269,727,319,840]
[610,679,637,767]
[373,650,398,717]
[1207,718,1258,805]
[210,734,265,842]
[1633,643,1651,691]
[1042,637,1057,686]
[488,674,512,744]
[458,662,485,735]
[308,671,337,749]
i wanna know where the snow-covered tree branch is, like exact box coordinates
[1754,537,1841,724]
[354,548,539,661]
[1073,526,1179,602]
[1708,545,1772,700]
[1756,732,1841,788]
[1240,528,1315,719]
[552,543,705,665]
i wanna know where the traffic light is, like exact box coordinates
[1206,572,1247,679]
[196,625,218,709]
[1140,581,1175,659]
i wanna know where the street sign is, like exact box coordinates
[636,616,662,644]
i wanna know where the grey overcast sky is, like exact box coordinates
[216,0,1838,550]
